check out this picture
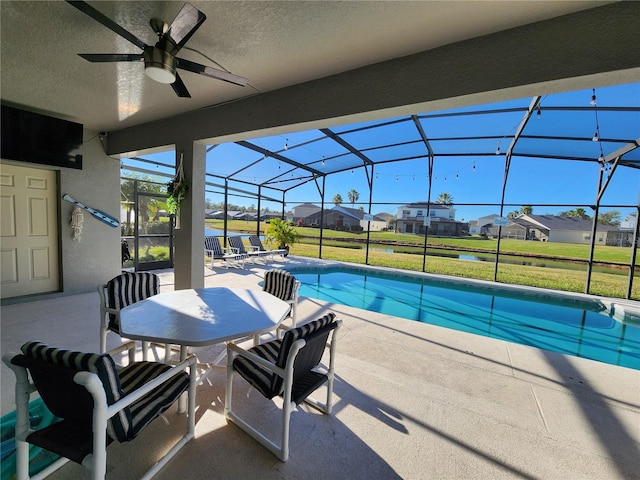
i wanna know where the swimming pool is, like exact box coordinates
[286,265,640,370]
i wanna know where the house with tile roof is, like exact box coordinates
[396,202,467,236]
[512,214,628,245]
[303,205,388,231]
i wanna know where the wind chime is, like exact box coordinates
[70,206,84,241]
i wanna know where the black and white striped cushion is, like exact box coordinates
[232,313,336,398]
[232,340,282,399]
[20,341,131,442]
[118,361,190,438]
[106,272,159,331]
[263,269,296,302]
[276,313,335,370]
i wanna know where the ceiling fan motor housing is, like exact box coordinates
[143,45,176,84]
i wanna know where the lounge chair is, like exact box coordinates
[225,313,342,461]
[204,236,247,269]
[227,236,271,264]
[248,235,288,260]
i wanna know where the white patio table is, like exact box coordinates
[120,287,290,411]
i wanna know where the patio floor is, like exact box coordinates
[2,258,639,479]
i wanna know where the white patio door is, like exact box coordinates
[0,163,59,298]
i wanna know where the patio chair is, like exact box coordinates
[98,272,162,361]
[204,236,247,269]
[3,340,197,480]
[225,313,342,462]
[248,236,288,260]
[227,236,271,264]
[263,269,300,334]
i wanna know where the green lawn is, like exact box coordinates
[205,219,639,299]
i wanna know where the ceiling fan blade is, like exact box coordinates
[171,73,191,98]
[165,3,206,52]
[78,53,144,63]
[176,58,248,87]
[66,1,147,51]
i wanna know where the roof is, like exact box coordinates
[515,214,620,231]
[399,203,452,210]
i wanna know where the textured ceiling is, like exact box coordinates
[0,1,611,132]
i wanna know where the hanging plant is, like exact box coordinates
[166,179,188,215]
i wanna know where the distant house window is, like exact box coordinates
[402,210,410,218]
[417,210,424,217]
[430,211,436,217]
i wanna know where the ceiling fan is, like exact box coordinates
[67,1,248,98]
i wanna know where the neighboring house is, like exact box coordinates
[260,211,282,221]
[374,212,395,230]
[234,211,255,221]
[486,221,528,240]
[396,202,467,236]
[304,206,388,231]
[205,209,221,219]
[512,214,623,245]
[205,210,225,219]
[292,203,321,222]
[468,214,500,235]
[620,212,637,230]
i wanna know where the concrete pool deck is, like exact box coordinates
[2,257,639,479]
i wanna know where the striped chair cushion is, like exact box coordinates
[232,340,283,399]
[20,341,131,442]
[263,269,296,302]
[232,313,336,398]
[117,361,190,439]
[276,313,335,370]
[106,272,159,331]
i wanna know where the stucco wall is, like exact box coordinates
[360,220,387,231]
[58,130,122,295]
[548,230,607,245]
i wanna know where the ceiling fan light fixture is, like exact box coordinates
[143,46,176,84]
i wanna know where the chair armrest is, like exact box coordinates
[106,341,137,364]
[106,341,136,357]
[2,353,36,394]
[228,247,240,254]
[247,246,260,252]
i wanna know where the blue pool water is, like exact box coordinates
[287,266,640,370]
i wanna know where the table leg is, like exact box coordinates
[178,345,188,413]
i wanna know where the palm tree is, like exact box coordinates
[520,205,533,215]
[333,193,343,206]
[435,192,454,206]
[347,189,359,207]
[559,208,591,220]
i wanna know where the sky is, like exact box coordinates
[123,82,640,224]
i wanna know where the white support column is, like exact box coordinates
[174,141,206,290]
